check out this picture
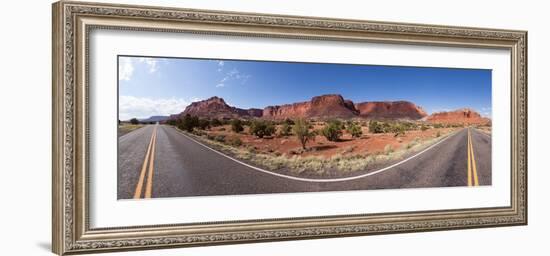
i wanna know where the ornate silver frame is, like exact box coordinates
[52,1,527,255]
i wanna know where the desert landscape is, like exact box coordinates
[117,56,492,199]
[154,94,490,178]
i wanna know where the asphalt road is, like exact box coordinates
[118,125,491,199]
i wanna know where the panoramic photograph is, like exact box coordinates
[117,56,492,200]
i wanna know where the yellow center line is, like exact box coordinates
[466,128,479,187]
[469,129,479,186]
[467,129,472,187]
[144,127,157,199]
[133,125,157,199]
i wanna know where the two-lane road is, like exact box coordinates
[118,125,491,199]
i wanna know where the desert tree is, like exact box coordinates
[180,114,199,132]
[130,118,139,125]
[293,118,315,149]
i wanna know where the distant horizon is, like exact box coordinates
[125,94,488,121]
[118,56,492,120]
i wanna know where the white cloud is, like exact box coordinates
[118,57,160,81]
[138,57,158,73]
[216,61,224,72]
[119,96,190,120]
[216,68,251,88]
[118,57,134,81]
[227,68,239,78]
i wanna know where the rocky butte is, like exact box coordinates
[180,96,262,119]
[427,108,491,125]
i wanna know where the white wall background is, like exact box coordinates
[0,0,547,255]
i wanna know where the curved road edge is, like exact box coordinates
[172,127,462,183]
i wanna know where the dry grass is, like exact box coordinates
[118,124,144,137]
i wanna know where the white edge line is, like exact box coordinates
[172,126,462,183]
[176,127,459,183]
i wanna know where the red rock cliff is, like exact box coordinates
[427,108,490,125]
[263,94,358,120]
[354,101,427,120]
[177,95,435,121]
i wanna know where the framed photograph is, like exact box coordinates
[52,1,527,255]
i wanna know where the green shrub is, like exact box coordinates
[130,118,139,125]
[279,122,292,136]
[420,124,429,131]
[214,135,226,143]
[231,119,244,133]
[328,119,345,130]
[210,118,222,127]
[321,121,342,142]
[198,119,210,130]
[391,123,405,137]
[369,121,416,136]
[178,114,199,132]
[346,122,363,138]
[293,118,316,149]
[250,120,275,138]
[369,121,384,133]
[220,119,230,125]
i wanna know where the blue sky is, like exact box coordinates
[118,56,492,120]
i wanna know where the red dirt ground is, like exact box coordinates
[204,124,457,159]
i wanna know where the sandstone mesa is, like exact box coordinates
[172,94,488,124]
